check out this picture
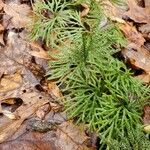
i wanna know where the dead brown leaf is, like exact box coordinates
[4,3,31,28]
[102,0,128,21]
[0,130,60,150]
[119,23,145,46]
[29,42,51,60]
[135,73,150,83]
[56,121,93,150]
[124,0,150,23]
[139,24,150,39]
[0,140,59,150]
[48,82,63,99]
[122,43,150,82]
[122,43,150,72]
[0,91,50,143]
[0,98,23,119]
[0,30,53,142]
[0,73,23,93]
[36,103,50,119]
[143,105,150,125]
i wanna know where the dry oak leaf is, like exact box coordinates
[4,3,31,28]
[0,131,60,150]
[119,22,145,46]
[124,0,150,23]
[56,121,92,150]
[0,98,23,119]
[0,91,49,143]
[122,43,150,83]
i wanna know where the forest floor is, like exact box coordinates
[0,0,150,150]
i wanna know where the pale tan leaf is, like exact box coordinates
[48,82,63,98]
[124,0,150,23]
[0,98,49,143]
[36,103,50,119]
[119,23,145,46]
[122,43,150,73]
[145,0,150,7]
[4,3,31,28]
[136,73,150,83]
[56,121,91,150]
[0,73,23,93]
[2,110,16,120]
[29,42,51,60]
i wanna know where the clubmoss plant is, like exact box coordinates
[111,129,150,150]
[48,25,150,149]
[31,0,150,149]
[29,0,85,47]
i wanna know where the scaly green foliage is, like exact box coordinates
[29,0,85,47]
[31,0,150,149]
[30,0,103,48]
[48,26,150,149]
[111,129,150,150]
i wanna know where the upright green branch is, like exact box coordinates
[30,0,150,149]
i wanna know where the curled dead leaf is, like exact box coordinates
[122,43,150,73]
[36,103,50,119]
[122,43,150,83]
[119,23,145,46]
[29,41,51,60]
[124,0,150,23]
[48,82,63,99]
[0,98,23,119]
